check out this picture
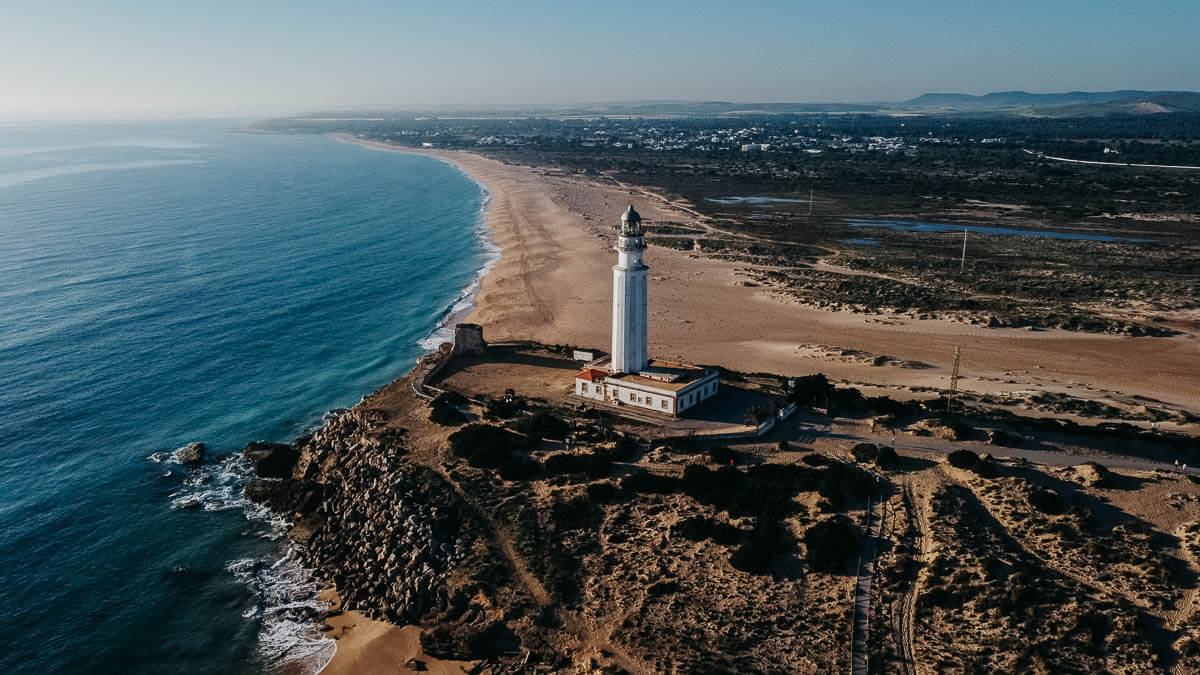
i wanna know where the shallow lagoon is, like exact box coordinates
[844,218,1151,243]
[706,196,810,205]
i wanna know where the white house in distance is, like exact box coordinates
[574,205,719,416]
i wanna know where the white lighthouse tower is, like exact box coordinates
[610,205,649,374]
[573,205,718,416]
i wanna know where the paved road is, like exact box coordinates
[1023,148,1200,171]
[787,416,1200,478]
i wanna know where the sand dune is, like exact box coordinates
[343,137,1200,413]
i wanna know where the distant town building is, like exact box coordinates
[574,206,719,416]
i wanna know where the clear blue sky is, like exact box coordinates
[2,0,1198,117]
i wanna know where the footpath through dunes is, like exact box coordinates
[340,138,1200,415]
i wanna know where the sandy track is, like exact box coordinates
[892,483,923,675]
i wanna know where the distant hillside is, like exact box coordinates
[571,101,880,116]
[903,90,1200,115]
[281,90,1200,123]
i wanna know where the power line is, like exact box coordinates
[948,345,961,410]
[960,228,967,274]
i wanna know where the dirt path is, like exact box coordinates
[891,483,926,675]
[851,479,887,674]
[1167,522,1200,675]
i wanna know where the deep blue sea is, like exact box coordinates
[0,121,491,674]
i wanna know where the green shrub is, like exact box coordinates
[947,449,981,470]
[432,391,468,407]
[544,450,613,478]
[512,411,570,441]
[497,457,541,481]
[661,436,702,454]
[817,475,847,510]
[1029,486,1065,514]
[585,481,617,503]
[708,446,743,465]
[585,451,613,478]
[875,446,900,469]
[483,395,525,420]
[971,459,998,478]
[789,373,832,406]
[550,496,603,531]
[544,452,586,475]
[619,469,681,494]
[989,429,1017,447]
[731,515,786,574]
[672,515,743,546]
[429,391,469,426]
[611,434,641,460]
[804,516,860,573]
[851,443,879,463]
[681,464,748,510]
[430,403,467,426]
[447,424,525,469]
[801,453,836,467]
[745,405,772,426]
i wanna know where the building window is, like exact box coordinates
[661,399,668,409]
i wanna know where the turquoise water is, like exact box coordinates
[0,121,490,673]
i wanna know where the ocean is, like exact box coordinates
[0,120,492,673]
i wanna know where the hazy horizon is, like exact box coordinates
[3,0,1198,119]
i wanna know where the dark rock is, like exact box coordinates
[243,441,300,479]
[174,442,206,467]
[244,479,324,516]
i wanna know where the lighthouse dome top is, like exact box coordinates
[619,205,643,237]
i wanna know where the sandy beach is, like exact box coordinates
[344,135,1199,414]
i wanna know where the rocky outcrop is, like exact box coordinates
[243,408,521,659]
[174,442,205,466]
[243,441,300,479]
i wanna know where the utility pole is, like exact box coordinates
[960,228,968,274]
[948,345,961,410]
[808,188,814,219]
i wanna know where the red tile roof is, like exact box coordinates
[577,368,608,382]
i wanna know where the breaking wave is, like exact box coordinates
[158,451,335,672]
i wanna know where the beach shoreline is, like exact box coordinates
[340,134,501,355]
[335,133,1199,413]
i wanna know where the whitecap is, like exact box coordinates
[162,450,336,673]
[227,555,336,673]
